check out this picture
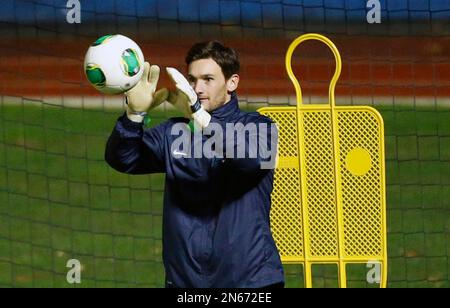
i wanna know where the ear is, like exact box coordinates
[226,74,239,93]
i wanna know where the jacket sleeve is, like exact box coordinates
[105,113,167,174]
[223,116,278,175]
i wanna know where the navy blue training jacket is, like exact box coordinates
[105,95,284,288]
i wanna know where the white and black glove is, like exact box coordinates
[166,67,211,128]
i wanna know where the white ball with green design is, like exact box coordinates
[84,34,145,95]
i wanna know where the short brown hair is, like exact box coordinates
[185,41,240,80]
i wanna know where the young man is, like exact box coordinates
[105,41,284,288]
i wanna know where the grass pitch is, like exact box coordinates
[0,102,448,287]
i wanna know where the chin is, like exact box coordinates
[202,102,214,112]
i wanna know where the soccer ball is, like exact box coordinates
[84,34,145,95]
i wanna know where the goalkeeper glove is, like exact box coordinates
[166,67,211,129]
[125,62,169,123]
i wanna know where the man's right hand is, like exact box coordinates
[125,62,169,122]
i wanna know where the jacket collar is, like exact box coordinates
[210,93,240,121]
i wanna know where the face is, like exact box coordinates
[187,58,239,112]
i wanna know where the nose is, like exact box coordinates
[193,80,204,95]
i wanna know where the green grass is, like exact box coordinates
[0,103,449,288]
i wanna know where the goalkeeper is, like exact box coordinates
[105,41,284,288]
